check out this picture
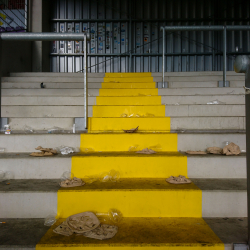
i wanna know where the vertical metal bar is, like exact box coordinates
[84,34,88,129]
[129,0,132,72]
[162,28,165,88]
[223,26,227,87]
[234,55,250,247]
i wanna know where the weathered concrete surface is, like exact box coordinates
[0,218,47,249]
[0,217,247,249]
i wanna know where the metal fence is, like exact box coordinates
[0,0,27,32]
[50,0,250,73]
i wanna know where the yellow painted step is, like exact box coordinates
[72,152,187,178]
[105,72,152,77]
[99,88,158,96]
[92,105,165,117]
[88,117,171,132]
[96,96,161,105]
[102,82,156,88]
[104,77,154,82]
[80,133,177,152]
[57,179,201,218]
[37,217,224,249]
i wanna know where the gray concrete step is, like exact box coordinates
[0,217,247,250]
[1,106,93,118]
[2,96,96,105]
[0,179,246,218]
[9,72,105,77]
[0,133,245,153]
[171,117,245,130]
[152,71,245,77]
[2,82,102,89]
[0,153,245,179]
[1,89,99,96]
[1,105,244,118]
[159,88,245,95]
[5,117,245,131]
[161,95,245,105]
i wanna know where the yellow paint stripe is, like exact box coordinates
[99,88,159,96]
[80,133,178,152]
[104,77,154,82]
[57,190,202,218]
[105,72,152,77]
[92,105,165,117]
[102,82,156,88]
[96,96,162,105]
[72,152,187,178]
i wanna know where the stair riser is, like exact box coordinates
[0,191,246,218]
[171,117,245,130]
[88,117,171,132]
[103,77,154,82]
[96,96,162,105]
[99,89,158,96]
[2,82,102,89]
[80,134,178,152]
[0,156,245,179]
[0,135,80,153]
[92,106,165,117]
[57,190,202,218]
[0,134,245,153]
[0,193,57,218]
[71,155,187,178]
[102,82,156,88]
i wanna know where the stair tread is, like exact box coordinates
[0,179,246,192]
[0,217,247,247]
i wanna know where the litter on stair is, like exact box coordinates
[206,142,241,155]
[223,142,241,155]
[123,126,139,133]
[53,211,118,240]
[60,177,85,187]
[136,148,156,154]
[30,146,57,157]
[166,175,192,184]
[206,147,223,154]
[85,169,120,183]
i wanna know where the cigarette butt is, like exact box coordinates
[0,222,6,223]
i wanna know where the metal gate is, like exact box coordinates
[50,0,250,73]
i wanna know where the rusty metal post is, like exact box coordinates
[234,55,250,246]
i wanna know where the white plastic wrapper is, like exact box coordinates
[54,146,80,155]
[44,214,57,226]
[207,99,225,105]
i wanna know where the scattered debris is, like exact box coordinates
[44,214,57,226]
[30,146,57,157]
[206,147,223,155]
[136,148,156,154]
[0,222,6,224]
[223,142,241,155]
[59,146,75,155]
[166,175,192,184]
[207,99,225,105]
[53,211,118,240]
[243,86,250,94]
[82,224,118,240]
[60,177,85,187]
[85,170,120,184]
[123,126,139,133]
[186,151,207,155]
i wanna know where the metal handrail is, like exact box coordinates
[160,25,250,88]
[234,55,250,247]
[0,32,90,129]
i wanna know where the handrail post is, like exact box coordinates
[223,26,227,87]
[162,28,165,88]
[84,34,88,129]
[234,55,250,247]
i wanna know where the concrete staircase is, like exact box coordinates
[0,72,247,250]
